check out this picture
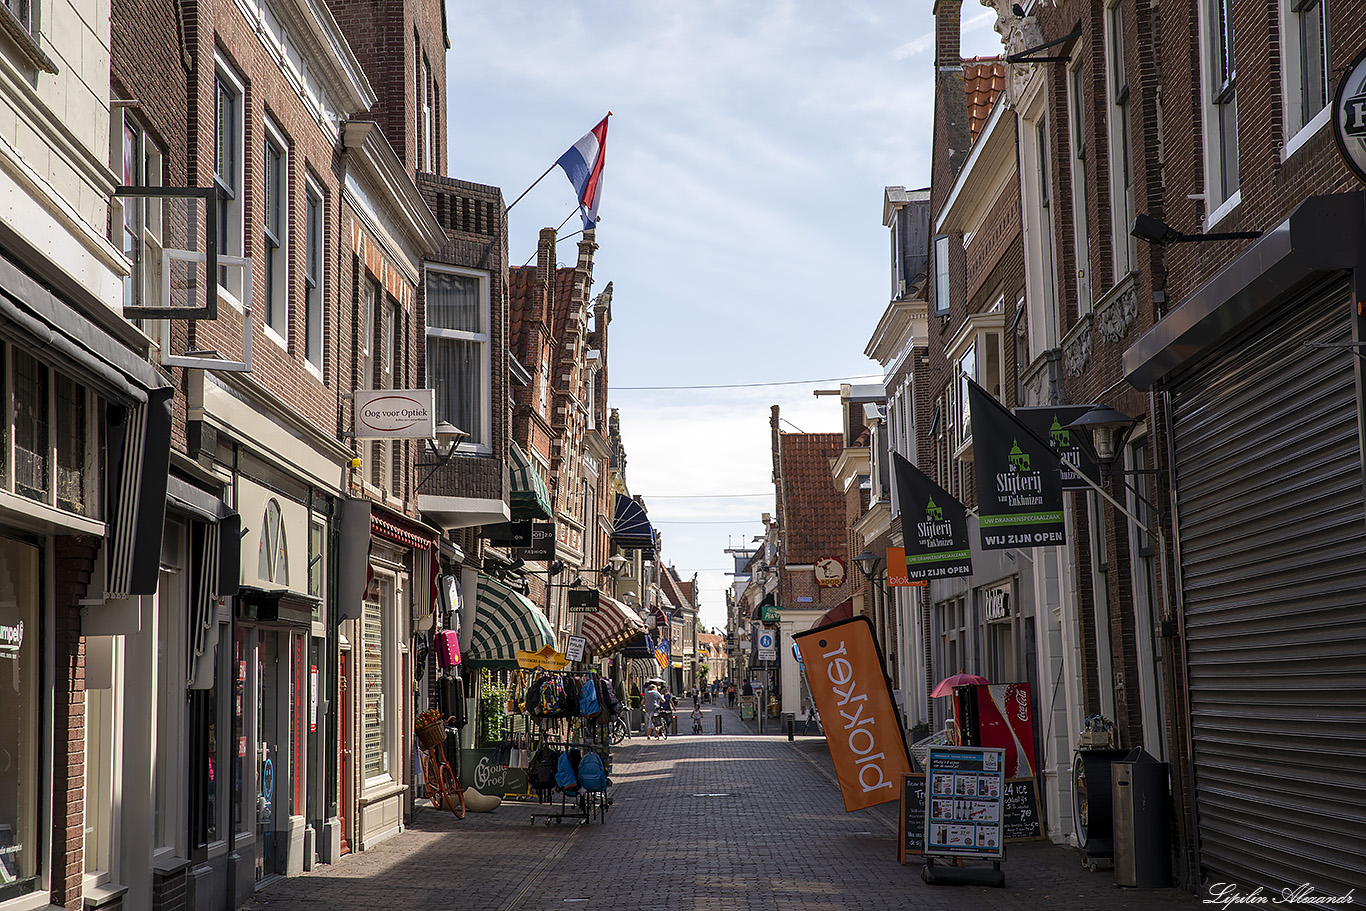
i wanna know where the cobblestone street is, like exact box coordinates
[245,704,1204,911]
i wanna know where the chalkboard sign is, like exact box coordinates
[1003,777,1044,841]
[898,773,926,862]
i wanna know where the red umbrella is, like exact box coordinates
[931,673,989,698]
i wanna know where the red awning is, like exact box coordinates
[814,598,853,629]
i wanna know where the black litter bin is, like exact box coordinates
[1111,748,1171,887]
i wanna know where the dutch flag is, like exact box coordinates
[556,114,610,230]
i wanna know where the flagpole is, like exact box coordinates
[506,162,558,213]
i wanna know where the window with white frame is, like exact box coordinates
[360,278,378,486]
[1021,107,1060,355]
[1,0,35,32]
[304,183,323,372]
[426,265,490,449]
[111,106,165,332]
[1106,0,1137,278]
[262,123,288,340]
[422,56,434,172]
[384,298,399,494]
[1283,0,1330,145]
[1201,0,1239,210]
[946,308,1005,464]
[933,234,952,317]
[215,63,245,300]
[1068,64,1093,315]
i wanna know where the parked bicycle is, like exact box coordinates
[610,713,630,745]
[415,711,465,819]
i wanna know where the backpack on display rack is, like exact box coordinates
[530,746,560,797]
[559,673,581,717]
[555,748,582,793]
[577,750,608,791]
[578,674,601,716]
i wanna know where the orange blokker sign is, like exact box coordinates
[795,616,913,811]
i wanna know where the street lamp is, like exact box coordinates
[854,549,882,583]
[415,421,469,490]
[1065,405,1137,472]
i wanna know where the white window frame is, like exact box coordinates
[1020,99,1060,355]
[215,59,246,303]
[425,263,491,453]
[261,120,289,345]
[932,234,952,317]
[946,308,1006,464]
[1281,0,1332,158]
[360,278,378,487]
[1198,0,1240,220]
[1105,0,1137,280]
[111,104,165,339]
[303,179,324,376]
[1067,62,1093,316]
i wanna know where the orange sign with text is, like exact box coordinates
[886,547,926,587]
[795,617,913,811]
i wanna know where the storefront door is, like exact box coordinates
[338,650,351,856]
[256,631,282,880]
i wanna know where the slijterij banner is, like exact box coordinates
[966,379,1066,550]
[1012,405,1101,491]
[795,616,913,811]
[893,453,973,581]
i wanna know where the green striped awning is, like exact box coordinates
[468,573,555,668]
[509,442,553,520]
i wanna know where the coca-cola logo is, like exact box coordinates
[1012,685,1029,722]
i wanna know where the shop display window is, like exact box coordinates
[0,537,41,902]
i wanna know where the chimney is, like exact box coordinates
[536,227,556,297]
[934,0,962,68]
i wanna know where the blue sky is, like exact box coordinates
[445,1,1005,629]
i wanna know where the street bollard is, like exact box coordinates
[788,715,794,741]
[715,715,722,734]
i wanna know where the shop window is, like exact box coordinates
[426,265,490,450]
[55,374,90,515]
[259,498,289,585]
[12,349,47,503]
[0,536,41,902]
[308,517,326,604]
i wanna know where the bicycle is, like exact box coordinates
[417,722,465,819]
[610,713,629,745]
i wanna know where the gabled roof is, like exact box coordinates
[963,57,1006,145]
[778,431,845,564]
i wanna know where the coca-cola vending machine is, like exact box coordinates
[954,683,1036,778]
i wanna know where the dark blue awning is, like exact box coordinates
[611,494,656,554]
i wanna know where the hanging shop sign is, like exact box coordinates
[893,453,973,581]
[983,583,1011,621]
[518,521,556,561]
[814,557,846,588]
[966,380,1065,550]
[794,616,913,812]
[352,388,436,438]
[886,547,927,588]
[568,589,600,612]
[516,644,570,671]
[1012,406,1101,491]
[1333,46,1366,184]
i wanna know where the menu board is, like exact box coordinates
[898,773,926,861]
[924,747,1006,859]
[1003,777,1044,841]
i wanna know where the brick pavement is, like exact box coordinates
[245,702,1204,911]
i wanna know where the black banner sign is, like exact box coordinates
[1013,405,1101,491]
[967,379,1066,550]
[518,521,556,561]
[893,453,973,580]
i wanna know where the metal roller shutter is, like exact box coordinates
[1168,275,1366,895]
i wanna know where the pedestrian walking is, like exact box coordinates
[727,682,737,708]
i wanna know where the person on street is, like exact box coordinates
[727,682,737,708]
[741,679,753,697]
[691,704,704,734]
[691,687,700,708]
[641,683,664,738]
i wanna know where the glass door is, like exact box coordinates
[255,631,280,880]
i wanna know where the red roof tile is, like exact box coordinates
[963,57,1006,144]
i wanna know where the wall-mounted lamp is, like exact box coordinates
[854,549,883,583]
[1130,213,1262,245]
[602,553,629,576]
[1066,405,1138,470]
[415,421,469,490]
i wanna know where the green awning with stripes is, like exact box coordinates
[509,442,553,520]
[468,573,555,668]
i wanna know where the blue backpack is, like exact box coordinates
[556,750,579,792]
[579,675,601,716]
[578,751,608,791]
